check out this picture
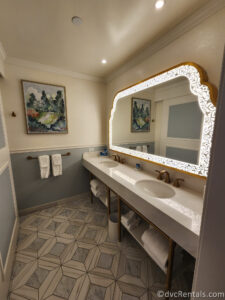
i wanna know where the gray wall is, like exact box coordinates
[0,167,15,265]
[167,101,202,139]
[166,146,198,164]
[11,146,104,210]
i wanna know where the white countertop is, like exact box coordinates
[83,152,203,257]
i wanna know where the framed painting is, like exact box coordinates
[21,80,68,134]
[131,98,151,132]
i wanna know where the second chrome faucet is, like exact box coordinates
[155,169,184,187]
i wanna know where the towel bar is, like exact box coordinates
[27,152,71,160]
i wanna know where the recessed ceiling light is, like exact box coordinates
[71,16,82,26]
[101,59,107,64]
[155,0,165,9]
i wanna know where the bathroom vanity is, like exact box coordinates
[83,62,216,293]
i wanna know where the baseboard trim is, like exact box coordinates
[0,217,19,300]
[19,192,89,216]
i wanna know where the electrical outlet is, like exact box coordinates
[89,147,95,152]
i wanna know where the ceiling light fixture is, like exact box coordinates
[155,0,165,10]
[71,16,82,26]
[101,59,107,64]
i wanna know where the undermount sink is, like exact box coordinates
[99,161,119,168]
[135,180,175,199]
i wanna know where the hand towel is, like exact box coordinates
[141,228,169,273]
[142,145,148,153]
[136,145,142,152]
[90,179,101,190]
[91,186,106,198]
[121,211,136,226]
[38,155,50,179]
[51,154,62,176]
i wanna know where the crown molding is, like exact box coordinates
[106,0,225,83]
[5,56,105,83]
[0,42,6,61]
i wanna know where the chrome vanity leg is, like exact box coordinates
[118,196,121,242]
[107,187,111,217]
[89,172,93,204]
[165,239,176,297]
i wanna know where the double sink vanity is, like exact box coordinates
[83,62,217,294]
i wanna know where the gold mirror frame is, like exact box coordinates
[109,62,217,178]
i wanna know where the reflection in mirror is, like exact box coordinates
[112,77,203,165]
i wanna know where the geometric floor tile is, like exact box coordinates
[10,259,59,300]
[54,207,75,220]
[43,266,85,300]
[70,208,92,223]
[89,212,108,227]
[62,241,97,272]
[117,252,148,288]
[17,232,51,259]
[56,220,84,240]
[16,228,36,251]
[78,273,115,300]
[78,224,107,245]
[89,245,120,279]
[10,193,194,299]
[20,215,49,232]
[38,237,73,264]
[114,281,148,300]
[39,206,62,218]
[38,217,65,237]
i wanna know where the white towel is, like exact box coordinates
[38,155,50,179]
[91,186,106,198]
[51,154,62,177]
[136,146,142,151]
[141,228,169,273]
[142,145,148,153]
[90,179,101,190]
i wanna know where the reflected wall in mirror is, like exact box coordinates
[109,63,217,177]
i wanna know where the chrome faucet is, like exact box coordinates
[111,154,125,164]
[173,178,184,187]
[155,169,171,183]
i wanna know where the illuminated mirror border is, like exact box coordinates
[109,63,217,177]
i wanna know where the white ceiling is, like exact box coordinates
[0,0,211,78]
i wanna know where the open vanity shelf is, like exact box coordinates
[88,172,176,294]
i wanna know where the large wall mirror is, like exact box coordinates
[109,63,217,177]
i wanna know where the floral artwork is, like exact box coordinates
[22,80,68,134]
[131,98,151,132]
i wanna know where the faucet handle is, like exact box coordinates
[173,178,184,187]
[120,158,126,164]
[155,170,163,180]
[111,154,117,161]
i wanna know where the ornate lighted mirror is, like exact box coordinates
[109,63,217,177]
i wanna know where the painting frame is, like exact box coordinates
[131,97,151,133]
[21,80,68,134]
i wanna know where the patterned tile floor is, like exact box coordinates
[9,194,194,300]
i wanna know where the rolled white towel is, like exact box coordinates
[122,211,136,226]
[90,179,101,190]
[136,145,142,151]
[141,228,169,273]
[38,155,50,179]
[91,186,102,198]
[142,145,148,153]
[91,185,107,198]
[129,217,141,230]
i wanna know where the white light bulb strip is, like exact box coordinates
[109,64,216,177]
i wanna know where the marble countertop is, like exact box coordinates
[82,152,203,257]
